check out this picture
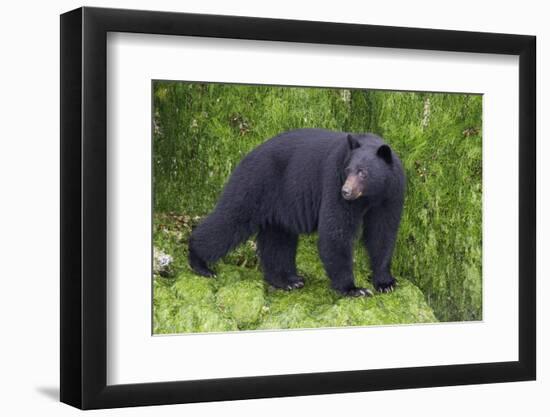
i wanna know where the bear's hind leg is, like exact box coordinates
[257,225,304,290]
[188,210,253,277]
[188,247,216,277]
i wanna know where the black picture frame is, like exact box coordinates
[60,6,536,410]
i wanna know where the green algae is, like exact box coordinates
[152,85,482,327]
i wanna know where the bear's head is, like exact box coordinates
[341,133,394,201]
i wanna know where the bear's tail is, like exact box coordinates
[188,209,255,275]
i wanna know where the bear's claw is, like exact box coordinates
[190,265,216,278]
[269,275,305,291]
[375,280,397,293]
[284,281,305,291]
[344,287,373,297]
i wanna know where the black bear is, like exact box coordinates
[189,129,405,297]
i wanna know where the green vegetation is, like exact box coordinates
[152,82,482,333]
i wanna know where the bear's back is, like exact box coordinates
[235,129,347,233]
[251,128,345,170]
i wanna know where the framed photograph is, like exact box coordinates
[60,6,536,410]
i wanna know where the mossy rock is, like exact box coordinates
[154,272,238,334]
[216,280,265,327]
[172,304,238,333]
[153,261,437,333]
[172,274,215,305]
[316,279,438,327]
[153,214,441,333]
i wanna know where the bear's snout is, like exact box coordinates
[341,174,363,201]
[341,186,353,199]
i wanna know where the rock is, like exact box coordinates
[153,263,437,334]
[153,247,173,277]
[215,280,265,328]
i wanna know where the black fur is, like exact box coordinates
[188,128,405,296]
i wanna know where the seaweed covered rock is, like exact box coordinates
[153,263,437,334]
[216,280,265,327]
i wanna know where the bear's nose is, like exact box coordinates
[341,187,352,199]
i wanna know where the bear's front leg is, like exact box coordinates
[363,200,403,293]
[318,228,372,297]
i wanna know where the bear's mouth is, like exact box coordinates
[341,190,362,201]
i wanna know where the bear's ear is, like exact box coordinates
[377,144,393,164]
[347,134,361,150]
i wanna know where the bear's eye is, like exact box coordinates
[358,170,367,178]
